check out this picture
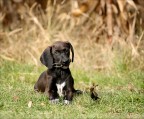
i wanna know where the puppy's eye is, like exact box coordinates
[66,50,69,54]
[64,49,69,53]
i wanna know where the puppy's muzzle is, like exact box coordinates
[62,58,70,65]
[53,59,71,69]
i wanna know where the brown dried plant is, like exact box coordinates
[0,0,144,71]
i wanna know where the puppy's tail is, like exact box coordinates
[73,89,83,95]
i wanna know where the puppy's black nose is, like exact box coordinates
[63,60,69,64]
[62,59,70,65]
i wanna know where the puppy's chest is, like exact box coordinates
[56,81,66,97]
[54,70,69,96]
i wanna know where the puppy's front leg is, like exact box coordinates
[49,90,59,104]
[63,89,73,104]
[48,81,59,104]
[63,76,74,104]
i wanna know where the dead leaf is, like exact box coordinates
[127,83,135,92]
[41,102,45,106]
[13,96,19,101]
[28,101,32,108]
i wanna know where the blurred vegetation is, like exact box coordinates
[0,61,144,118]
[0,1,144,118]
[0,0,144,71]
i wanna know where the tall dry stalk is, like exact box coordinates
[0,0,144,71]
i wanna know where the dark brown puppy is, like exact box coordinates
[34,41,81,104]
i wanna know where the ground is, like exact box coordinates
[0,61,144,119]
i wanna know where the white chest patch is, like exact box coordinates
[56,82,66,97]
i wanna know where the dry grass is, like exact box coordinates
[0,2,144,118]
[0,1,144,71]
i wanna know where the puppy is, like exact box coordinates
[34,41,81,104]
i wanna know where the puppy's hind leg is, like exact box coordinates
[34,83,39,92]
[44,88,49,96]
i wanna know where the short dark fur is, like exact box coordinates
[34,41,81,104]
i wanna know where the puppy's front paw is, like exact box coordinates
[49,99,59,104]
[63,100,71,105]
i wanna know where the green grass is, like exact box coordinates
[0,61,144,119]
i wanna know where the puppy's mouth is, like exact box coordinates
[53,62,70,69]
[53,59,71,69]
[62,65,69,69]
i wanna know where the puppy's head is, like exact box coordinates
[40,41,74,69]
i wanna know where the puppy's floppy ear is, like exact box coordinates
[67,42,74,62]
[40,46,53,69]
